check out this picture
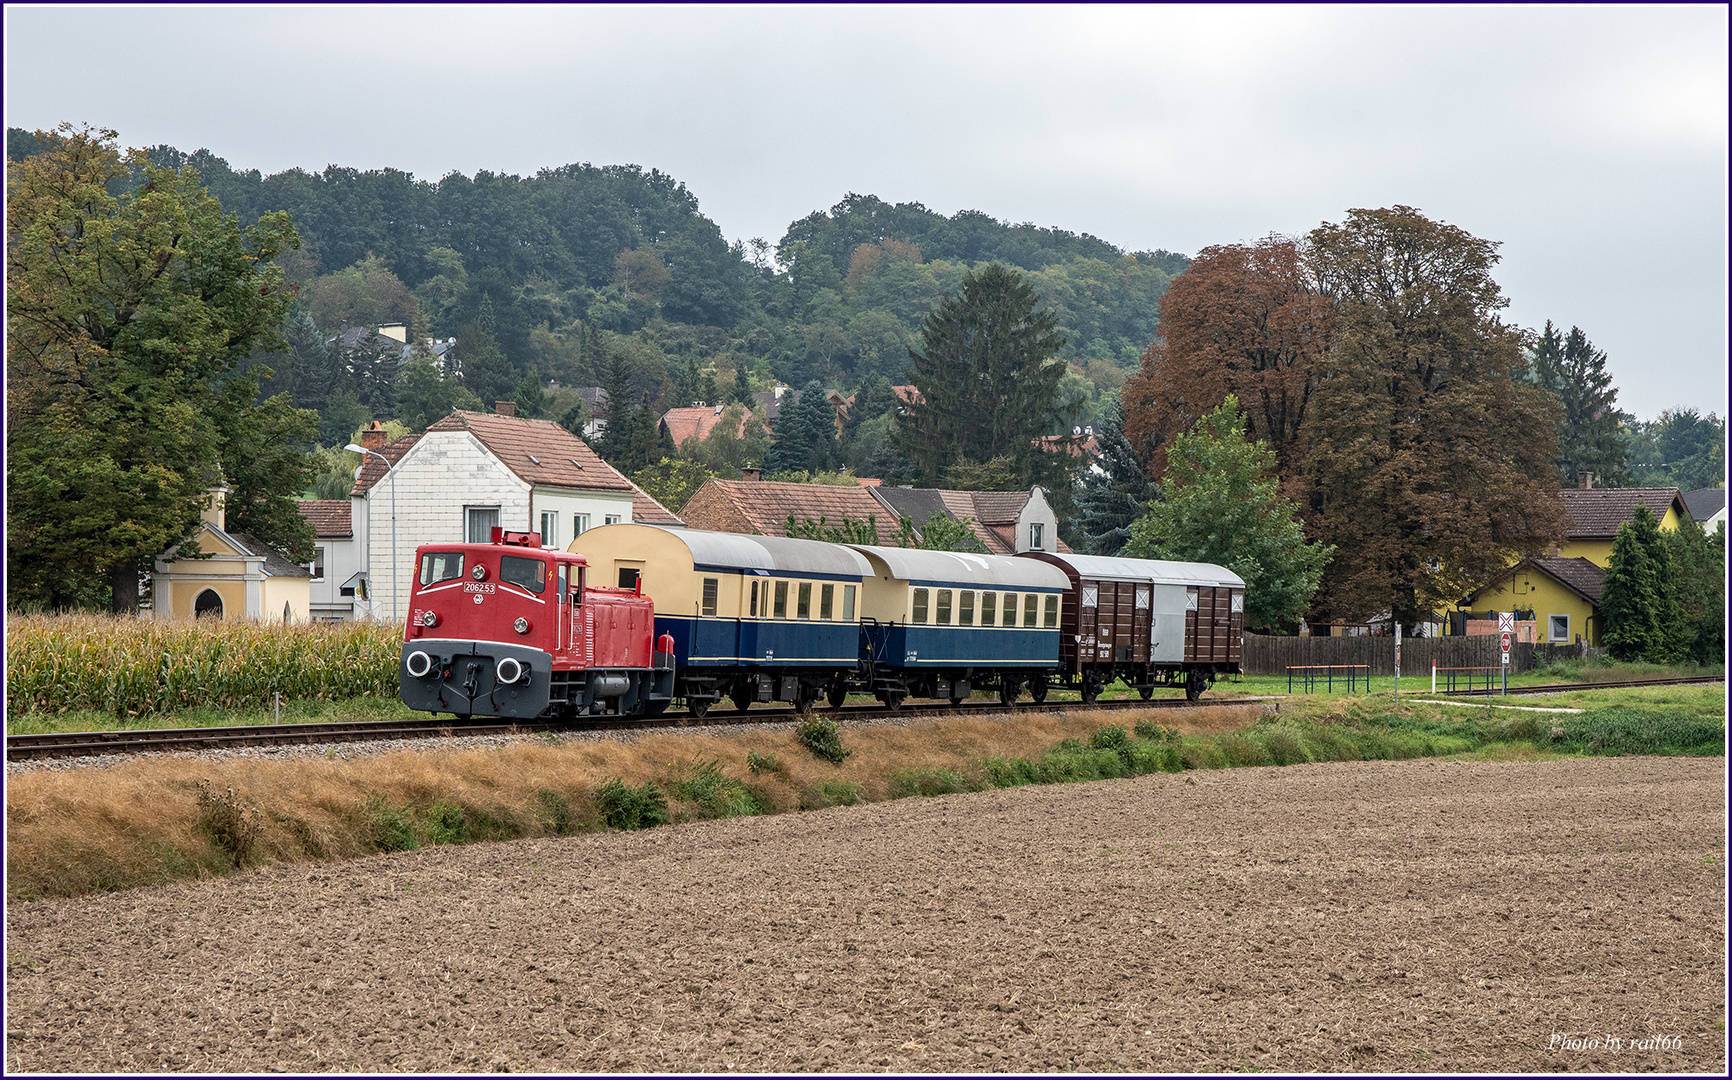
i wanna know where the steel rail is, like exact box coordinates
[1433,674,1724,698]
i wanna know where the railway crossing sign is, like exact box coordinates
[1497,611,1515,633]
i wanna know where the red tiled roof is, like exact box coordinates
[1464,556,1607,606]
[1560,487,1686,538]
[680,478,903,543]
[659,405,749,447]
[424,410,636,493]
[350,433,421,496]
[627,480,685,526]
[295,500,352,538]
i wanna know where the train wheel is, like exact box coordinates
[999,680,1019,706]
[880,691,905,711]
[794,684,818,713]
[827,680,847,709]
[1080,676,1101,705]
[689,696,711,719]
[1138,684,1154,700]
[1029,678,1048,703]
[728,677,754,713]
[1185,670,1206,702]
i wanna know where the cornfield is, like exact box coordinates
[5,614,401,718]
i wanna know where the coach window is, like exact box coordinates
[1024,595,1038,627]
[820,583,834,619]
[1044,595,1059,627]
[797,582,812,619]
[936,589,952,625]
[702,577,719,617]
[958,590,974,626]
[980,591,996,626]
[912,588,929,624]
[618,567,640,590]
[843,584,856,621]
[749,580,760,617]
[774,581,789,618]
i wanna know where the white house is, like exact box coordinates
[295,499,367,621]
[350,406,683,624]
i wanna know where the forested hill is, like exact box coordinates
[6,127,1185,444]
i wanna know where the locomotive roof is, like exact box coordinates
[846,545,1071,590]
[635,525,873,577]
[1028,551,1245,588]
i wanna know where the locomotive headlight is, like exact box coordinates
[471,564,487,581]
[496,657,526,684]
[513,617,530,634]
[405,650,434,678]
[420,610,440,628]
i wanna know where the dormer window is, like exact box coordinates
[1031,523,1044,550]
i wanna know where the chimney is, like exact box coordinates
[741,466,761,482]
[361,420,387,452]
[1578,471,1592,489]
[496,401,516,417]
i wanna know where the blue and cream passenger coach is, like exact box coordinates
[569,523,870,714]
[847,545,1070,707]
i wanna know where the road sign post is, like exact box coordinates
[1394,621,1401,702]
[1499,614,1513,695]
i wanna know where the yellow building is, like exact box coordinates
[149,488,311,622]
[1552,487,1687,566]
[1457,557,1606,646]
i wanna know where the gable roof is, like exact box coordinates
[1463,556,1606,607]
[1682,487,1727,522]
[296,499,353,538]
[626,479,685,526]
[1560,487,1687,538]
[659,404,750,447]
[225,531,313,578]
[350,433,421,496]
[423,410,637,493]
[679,478,904,544]
[868,487,1050,554]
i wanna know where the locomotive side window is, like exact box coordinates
[980,591,996,626]
[557,564,567,601]
[774,581,788,618]
[936,590,952,625]
[1023,594,1038,627]
[749,580,760,617]
[820,583,834,619]
[501,555,546,593]
[419,551,464,586]
[958,591,974,626]
[843,584,856,621]
[1044,595,1059,627]
[701,577,718,616]
[797,582,812,619]
[912,588,929,624]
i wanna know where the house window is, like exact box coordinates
[774,581,788,618]
[1044,595,1059,627]
[842,584,856,621]
[1549,614,1570,642]
[466,506,500,544]
[307,546,325,582]
[936,590,952,625]
[1426,556,1441,573]
[540,512,557,547]
[604,514,622,526]
[980,591,997,625]
[702,578,718,617]
[912,588,929,624]
[797,582,812,619]
[1031,523,1044,550]
[573,513,590,537]
[820,583,834,619]
[958,591,974,626]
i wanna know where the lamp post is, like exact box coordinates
[346,443,398,625]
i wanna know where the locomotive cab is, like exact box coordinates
[399,528,672,720]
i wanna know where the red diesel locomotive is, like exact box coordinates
[399,529,674,719]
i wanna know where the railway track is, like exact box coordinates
[1433,674,1724,697]
[5,693,1227,762]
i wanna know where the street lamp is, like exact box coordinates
[346,443,398,625]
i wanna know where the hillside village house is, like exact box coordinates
[1682,487,1727,531]
[1451,484,1687,646]
[150,487,311,622]
[676,474,1066,554]
[342,406,681,624]
[295,499,365,622]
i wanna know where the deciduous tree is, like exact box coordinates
[6,124,301,611]
[1302,206,1570,628]
[1121,397,1331,631]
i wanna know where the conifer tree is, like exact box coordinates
[1599,503,1681,662]
[764,380,836,474]
[455,295,516,409]
[1073,399,1155,556]
[1531,321,1630,487]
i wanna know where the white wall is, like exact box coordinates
[1016,488,1059,553]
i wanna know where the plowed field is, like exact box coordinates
[5,756,1724,1073]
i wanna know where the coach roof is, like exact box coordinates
[847,545,1070,590]
[635,524,872,578]
[1031,551,1245,589]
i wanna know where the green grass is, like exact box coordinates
[5,693,421,736]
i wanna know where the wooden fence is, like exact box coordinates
[1241,633,1593,677]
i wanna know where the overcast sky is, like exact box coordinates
[5,4,1726,420]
